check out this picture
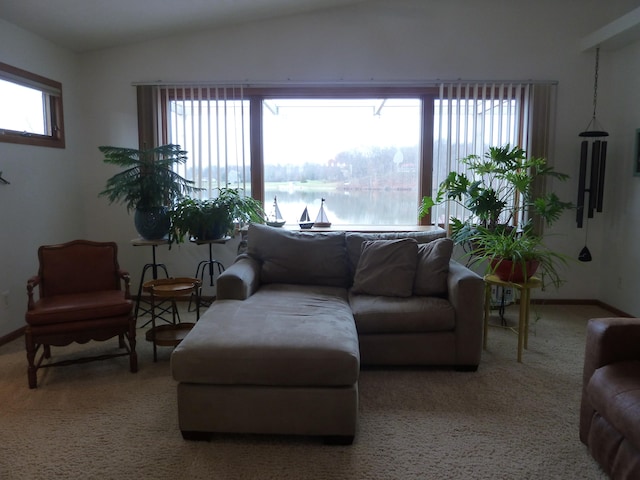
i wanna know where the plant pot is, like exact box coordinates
[192,222,227,241]
[134,206,170,240]
[490,258,540,283]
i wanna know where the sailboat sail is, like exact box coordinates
[299,206,313,229]
[266,196,286,227]
[314,198,331,228]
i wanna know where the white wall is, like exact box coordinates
[0,20,83,336]
[1,0,640,339]
[600,38,640,315]
[79,0,634,304]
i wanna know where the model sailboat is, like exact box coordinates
[266,196,286,227]
[313,198,331,228]
[299,206,314,229]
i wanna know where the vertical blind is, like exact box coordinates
[430,82,556,232]
[142,85,251,200]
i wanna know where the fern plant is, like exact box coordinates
[99,144,198,211]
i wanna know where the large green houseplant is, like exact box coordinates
[99,144,198,240]
[419,145,572,287]
[169,187,265,244]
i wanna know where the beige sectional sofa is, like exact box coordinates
[171,223,484,444]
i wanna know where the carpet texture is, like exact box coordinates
[0,304,611,479]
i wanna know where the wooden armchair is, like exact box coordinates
[25,239,137,388]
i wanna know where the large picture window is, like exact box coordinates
[261,98,422,226]
[138,82,555,228]
[0,62,65,148]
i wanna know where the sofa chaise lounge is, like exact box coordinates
[171,223,484,443]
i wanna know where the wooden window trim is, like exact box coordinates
[0,62,65,148]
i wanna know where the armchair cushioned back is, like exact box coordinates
[24,239,137,389]
[38,241,121,296]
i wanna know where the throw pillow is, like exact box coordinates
[413,238,453,297]
[351,238,418,297]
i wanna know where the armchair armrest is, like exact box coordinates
[216,254,261,300]
[580,317,640,442]
[26,275,40,310]
[118,269,131,299]
[447,260,484,367]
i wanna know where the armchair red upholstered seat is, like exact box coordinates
[25,240,137,388]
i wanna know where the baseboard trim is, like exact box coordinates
[0,326,25,346]
[529,299,633,317]
[0,299,633,348]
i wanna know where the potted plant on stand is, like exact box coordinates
[420,144,572,287]
[469,226,568,288]
[169,187,265,245]
[99,144,198,240]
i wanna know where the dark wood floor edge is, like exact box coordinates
[0,326,25,347]
[0,299,633,348]
[529,299,633,317]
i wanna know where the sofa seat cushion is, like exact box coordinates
[587,360,640,450]
[25,291,132,326]
[349,292,455,334]
[172,284,359,388]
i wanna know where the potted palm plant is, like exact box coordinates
[169,187,265,245]
[420,145,573,288]
[99,144,198,240]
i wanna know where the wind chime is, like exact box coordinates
[576,47,608,262]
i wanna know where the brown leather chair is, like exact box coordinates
[580,317,640,479]
[25,240,137,388]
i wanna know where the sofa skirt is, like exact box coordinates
[177,382,358,439]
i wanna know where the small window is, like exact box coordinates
[0,62,65,148]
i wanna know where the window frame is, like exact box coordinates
[141,85,438,224]
[139,83,546,228]
[0,62,65,148]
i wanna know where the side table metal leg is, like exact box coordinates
[150,291,158,362]
[483,282,491,350]
[523,287,531,350]
[517,287,527,363]
[135,263,169,325]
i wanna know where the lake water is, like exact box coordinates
[264,187,420,226]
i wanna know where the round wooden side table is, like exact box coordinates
[143,277,202,362]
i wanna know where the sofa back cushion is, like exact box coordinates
[247,223,349,287]
[345,230,446,283]
[351,238,418,297]
[413,237,453,297]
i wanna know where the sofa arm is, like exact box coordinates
[216,254,261,300]
[447,260,484,367]
[580,317,640,443]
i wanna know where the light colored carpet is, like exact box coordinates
[0,304,612,479]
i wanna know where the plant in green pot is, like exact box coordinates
[169,187,265,245]
[99,144,198,240]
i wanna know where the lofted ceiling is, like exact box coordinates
[0,0,373,53]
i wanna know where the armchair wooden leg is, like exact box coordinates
[25,330,38,389]
[129,321,138,373]
[44,344,51,359]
